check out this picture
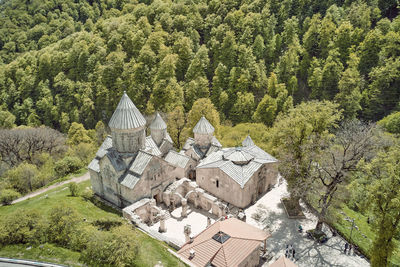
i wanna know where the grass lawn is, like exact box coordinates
[0,244,83,266]
[331,205,400,266]
[0,180,186,267]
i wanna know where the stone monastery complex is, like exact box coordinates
[88,91,279,212]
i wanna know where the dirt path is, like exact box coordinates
[11,172,90,204]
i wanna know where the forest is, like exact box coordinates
[0,0,399,131]
[0,0,400,266]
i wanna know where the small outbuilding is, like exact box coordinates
[177,217,270,267]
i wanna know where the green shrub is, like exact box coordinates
[81,224,138,267]
[54,156,82,177]
[0,210,46,245]
[68,182,79,196]
[47,206,80,247]
[0,189,21,205]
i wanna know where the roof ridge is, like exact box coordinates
[228,235,269,242]
[218,243,228,267]
[179,221,221,253]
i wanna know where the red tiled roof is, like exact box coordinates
[178,218,270,267]
[269,256,298,267]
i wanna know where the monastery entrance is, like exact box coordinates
[152,187,162,203]
[188,169,196,180]
[257,179,265,197]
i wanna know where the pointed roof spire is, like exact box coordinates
[108,91,146,129]
[150,113,167,130]
[193,116,215,134]
[242,135,255,147]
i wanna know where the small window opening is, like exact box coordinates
[216,180,219,188]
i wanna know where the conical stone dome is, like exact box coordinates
[150,113,167,130]
[193,116,215,134]
[108,92,146,130]
[242,135,255,147]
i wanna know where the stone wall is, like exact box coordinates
[111,126,145,153]
[196,162,279,208]
[194,132,212,147]
[151,128,166,147]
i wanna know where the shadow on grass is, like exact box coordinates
[85,195,122,216]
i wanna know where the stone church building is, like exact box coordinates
[89,92,278,209]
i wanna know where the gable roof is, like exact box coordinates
[150,113,167,130]
[178,218,269,267]
[193,116,215,134]
[88,136,113,173]
[108,91,146,129]
[165,151,191,168]
[144,136,162,156]
[129,151,153,176]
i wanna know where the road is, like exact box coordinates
[0,257,66,267]
[11,171,90,204]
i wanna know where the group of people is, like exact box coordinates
[285,244,296,260]
[344,242,352,255]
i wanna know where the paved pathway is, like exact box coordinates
[11,172,90,204]
[244,177,369,267]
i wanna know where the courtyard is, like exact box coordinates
[148,204,217,246]
[141,176,370,266]
[245,177,370,267]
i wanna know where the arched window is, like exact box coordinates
[216,180,219,188]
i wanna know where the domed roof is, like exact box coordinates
[193,116,215,134]
[150,113,167,130]
[108,91,146,129]
[223,147,254,165]
[242,135,255,147]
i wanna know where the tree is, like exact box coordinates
[82,224,138,267]
[0,189,21,205]
[184,77,210,111]
[362,146,400,267]
[334,54,362,119]
[378,111,400,134]
[267,101,341,196]
[0,109,16,129]
[310,121,379,230]
[95,121,108,145]
[252,94,277,126]
[67,122,92,146]
[47,205,80,247]
[210,63,227,110]
[5,162,39,193]
[167,105,186,148]
[230,92,255,124]
[0,209,45,245]
[68,182,79,197]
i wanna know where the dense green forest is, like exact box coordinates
[0,0,399,132]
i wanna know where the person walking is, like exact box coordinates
[292,247,296,260]
[344,242,348,254]
[285,244,289,258]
